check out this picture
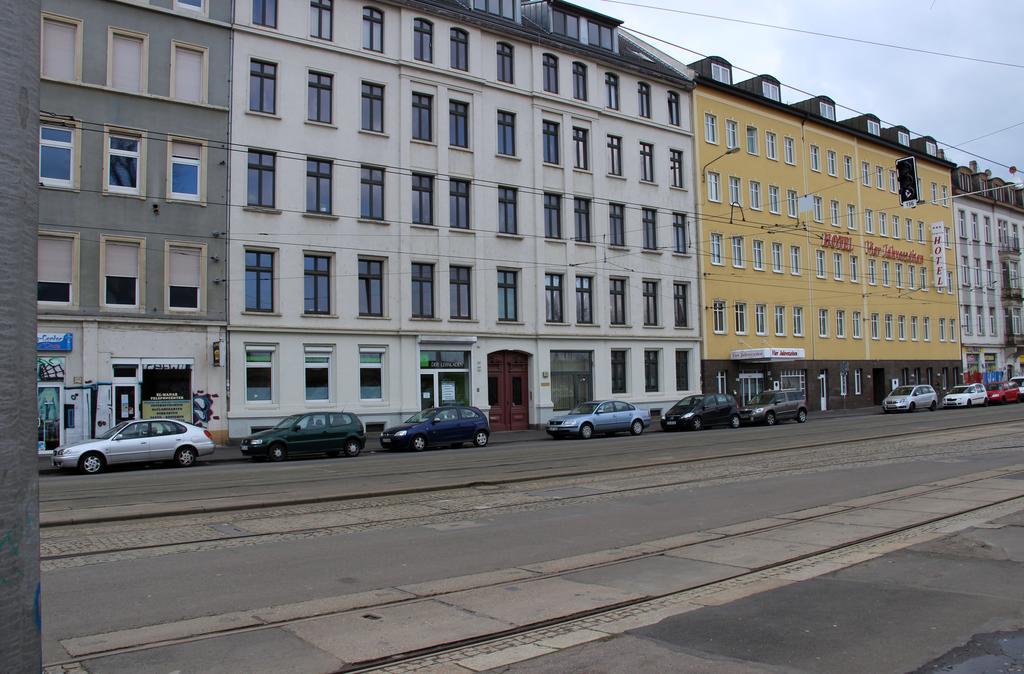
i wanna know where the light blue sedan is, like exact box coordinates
[546,400,652,440]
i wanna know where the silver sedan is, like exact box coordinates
[51,419,216,474]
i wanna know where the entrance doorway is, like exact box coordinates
[488,351,530,431]
[738,373,764,405]
[872,368,886,404]
[418,350,471,409]
[113,384,138,424]
[818,369,828,411]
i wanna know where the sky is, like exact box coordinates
[572,0,1024,182]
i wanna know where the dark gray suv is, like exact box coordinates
[738,390,808,425]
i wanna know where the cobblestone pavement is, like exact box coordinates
[41,424,1020,569]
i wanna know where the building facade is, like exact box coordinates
[953,162,1024,382]
[37,0,230,448]
[690,57,961,411]
[227,0,700,437]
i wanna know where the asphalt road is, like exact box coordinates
[39,404,1024,520]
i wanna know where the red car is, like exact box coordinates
[986,382,1021,404]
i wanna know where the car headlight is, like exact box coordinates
[250,438,263,446]
[754,408,764,414]
[683,412,694,419]
[53,448,65,456]
[394,430,407,437]
[562,418,579,426]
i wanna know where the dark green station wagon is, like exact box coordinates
[240,412,365,462]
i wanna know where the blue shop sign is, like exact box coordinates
[38,333,73,351]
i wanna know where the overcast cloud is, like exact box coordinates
[573,0,1024,180]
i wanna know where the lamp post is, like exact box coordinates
[702,146,740,182]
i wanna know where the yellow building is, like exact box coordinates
[690,57,961,411]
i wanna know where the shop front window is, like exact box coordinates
[140,363,193,422]
[419,350,470,409]
[245,348,274,402]
[359,349,384,400]
[37,355,66,451]
[304,348,331,401]
[551,350,592,411]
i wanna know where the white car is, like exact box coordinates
[52,419,216,474]
[941,384,988,409]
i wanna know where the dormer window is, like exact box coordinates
[867,119,880,136]
[552,9,579,40]
[588,22,614,50]
[473,0,515,20]
[897,131,910,146]
[925,141,937,157]
[710,62,731,84]
[819,101,835,121]
[761,81,780,101]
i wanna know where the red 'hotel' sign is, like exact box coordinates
[822,232,924,265]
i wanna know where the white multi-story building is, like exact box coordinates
[954,162,1024,382]
[227,0,700,436]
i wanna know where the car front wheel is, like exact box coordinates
[268,443,287,462]
[796,409,808,423]
[412,435,427,452]
[765,412,776,426]
[79,452,106,475]
[729,414,740,429]
[629,419,644,436]
[579,423,594,440]
[690,416,703,431]
[909,402,916,413]
[929,400,937,411]
[473,430,489,447]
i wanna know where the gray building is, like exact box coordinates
[36,0,231,448]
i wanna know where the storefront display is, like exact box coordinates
[419,350,471,409]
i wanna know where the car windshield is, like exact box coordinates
[97,421,131,440]
[273,415,303,429]
[986,383,1003,391]
[404,409,438,423]
[670,395,703,412]
[568,403,599,415]
[752,392,778,405]
[949,386,970,394]
[890,386,915,396]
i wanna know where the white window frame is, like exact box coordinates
[749,181,762,210]
[771,242,783,273]
[790,245,801,275]
[752,239,764,270]
[765,131,777,160]
[167,138,204,202]
[783,136,795,165]
[755,303,766,335]
[100,235,144,309]
[793,306,804,336]
[704,113,718,144]
[712,300,726,333]
[41,13,83,82]
[809,144,820,171]
[304,346,334,403]
[774,305,785,336]
[866,119,880,135]
[746,125,759,155]
[850,255,859,282]
[245,345,276,404]
[833,252,842,280]
[175,0,206,12]
[37,231,79,307]
[707,171,721,203]
[732,236,745,268]
[171,41,208,104]
[826,150,836,176]
[852,311,861,338]
[164,241,205,312]
[819,101,835,120]
[39,121,78,189]
[725,119,738,149]
[710,233,723,265]
[359,347,386,401]
[106,27,149,94]
[836,309,845,338]
[768,185,780,214]
[843,155,853,180]
[104,128,144,196]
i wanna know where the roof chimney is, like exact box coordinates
[969,160,978,172]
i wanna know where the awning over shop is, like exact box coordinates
[730,347,806,362]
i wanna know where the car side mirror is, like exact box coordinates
[293,425,302,432]
[432,417,441,424]
[111,435,122,441]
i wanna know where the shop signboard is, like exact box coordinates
[141,393,192,422]
[37,332,73,351]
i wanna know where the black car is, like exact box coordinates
[240,412,366,462]
[660,393,740,431]
[380,406,490,451]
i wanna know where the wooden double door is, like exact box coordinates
[488,351,530,432]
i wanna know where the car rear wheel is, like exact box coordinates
[412,435,427,452]
[929,400,937,411]
[796,409,808,423]
[268,443,287,462]
[690,416,703,431]
[343,439,362,457]
[579,423,594,440]
[765,412,776,426]
[473,430,489,447]
[966,399,972,408]
[79,452,106,475]
[174,446,197,467]
[729,414,741,429]
[629,419,644,436]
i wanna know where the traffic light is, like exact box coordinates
[895,156,918,207]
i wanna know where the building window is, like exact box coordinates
[707,172,721,202]
[704,113,718,144]
[749,181,762,210]
[844,155,853,180]
[826,150,837,176]
[361,82,384,132]
[543,53,558,93]
[360,165,384,220]
[498,186,517,234]
[449,27,468,70]
[787,190,798,218]
[37,236,74,303]
[607,135,622,175]
[449,179,470,229]
[735,302,748,334]
[411,262,435,318]
[496,42,514,83]
[812,196,823,222]
[497,270,518,321]
[107,133,141,195]
[303,348,331,402]
[572,61,587,100]
[605,72,620,109]
[41,16,79,81]
[774,305,785,335]
[765,131,777,160]
[771,242,783,272]
[244,250,273,312]
[819,101,835,120]
[574,197,591,242]
[668,91,680,126]
[817,308,829,337]
[303,254,330,314]
[573,127,589,170]
[793,306,804,336]
[413,18,433,62]
[359,349,384,400]
[815,250,825,278]
[768,185,780,214]
[544,273,564,322]
[449,266,472,319]
[576,276,593,324]
[245,347,274,402]
[809,144,820,171]
[673,282,688,327]
[753,239,764,270]
[306,158,332,214]
[713,300,726,333]
[449,100,469,148]
[746,125,759,155]
[543,120,560,164]
[39,125,74,188]
[109,31,146,93]
[710,233,723,265]
[762,80,780,100]
[669,149,684,188]
[249,60,276,113]
[358,258,384,317]
[710,61,731,83]
[307,71,332,123]
[784,136,795,164]
[611,350,627,394]
[850,255,859,281]
[643,280,659,326]
[790,245,801,275]
[497,111,516,155]
[642,209,657,250]
[412,174,434,225]
[644,350,660,392]
[610,278,627,325]
[638,82,651,118]
[755,303,767,335]
[836,309,846,338]
[732,236,745,267]
[412,93,433,141]
[728,176,741,206]
[246,150,275,208]
[172,44,205,103]
[609,203,625,246]
[253,0,277,26]
[544,193,562,239]
[640,142,654,182]
[673,213,687,253]
[724,120,738,149]
[310,0,332,39]
[362,6,383,51]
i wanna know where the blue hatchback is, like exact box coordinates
[379,406,491,451]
